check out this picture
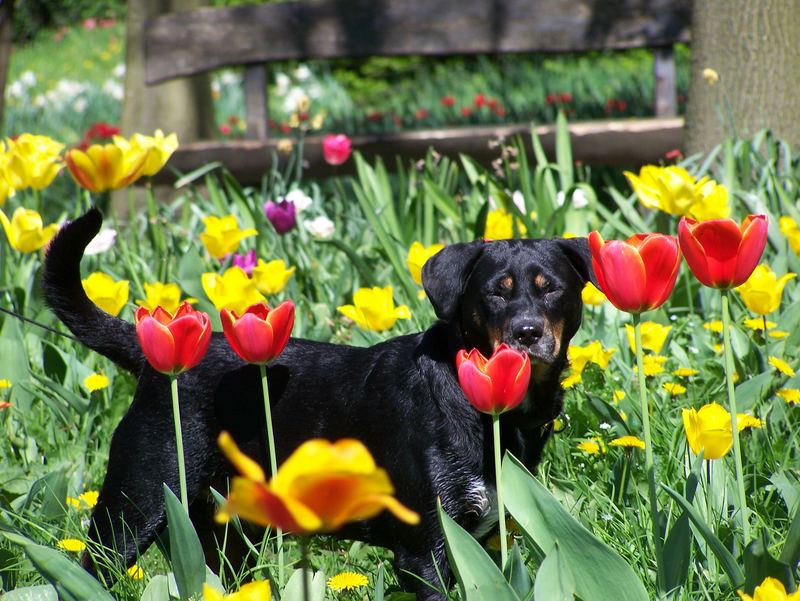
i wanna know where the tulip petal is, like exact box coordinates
[690,219,743,287]
[597,240,648,312]
[169,313,211,372]
[232,313,275,364]
[224,477,311,532]
[457,360,495,413]
[484,346,530,412]
[266,301,295,360]
[637,235,680,309]
[136,317,176,373]
[733,215,768,286]
[218,431,266,482]
[678,218,714,286]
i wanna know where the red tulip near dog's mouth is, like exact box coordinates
[134,302,212,376]
[456,344,531,415]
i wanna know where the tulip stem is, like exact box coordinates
[492,413,508,570]
[260,363,284,585]
[299,536,310,601]
[633,314,664,593]
[170,376,189,513]
[721,291,750,544]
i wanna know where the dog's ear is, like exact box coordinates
[555,237,599,287]
[422,241,485,321]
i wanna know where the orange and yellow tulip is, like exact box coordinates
[134,302,212,376]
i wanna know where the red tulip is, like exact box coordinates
[588,231,682,313]
[135,302,212,376]
[455,344,531,415]
[678,215,767,289]
[322,134,352,166]
[220,301,295,364]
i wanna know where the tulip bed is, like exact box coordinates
[2,119,800,601]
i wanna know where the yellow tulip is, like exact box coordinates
[252,259,296,295]
[199,215,257,259]
[779,216,800,257]
[65,142,148,192]
[216,432,419,533]
[484,208,526,240]
[203,581,271,601]
[113,129,178,176]
[0,207,58,253]
[682,403,732,460]
[202,266,266,314]
[82,272,130,316]
[135,282,197,315]
[0,145,16,206]
[337,286,411,331]
[624,165,729,219]
[738,577,800,601]
[626,322,671,354]
[5,134,64,190]
[407,241,444,286]
[567,341,616,375]
[581,282,607,306]
[736,264,796,315]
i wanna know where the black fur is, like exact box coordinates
[42,208,595,599]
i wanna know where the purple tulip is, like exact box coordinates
[264,199,296,234]
[231,249,258,276]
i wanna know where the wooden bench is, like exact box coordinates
[144,0,690,183]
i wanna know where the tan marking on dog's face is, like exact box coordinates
[499,276,513,291]
[534,274,549,290]
[489,325,504,351]
[550,318,564,357]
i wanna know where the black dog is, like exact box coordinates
[42,208,595,599]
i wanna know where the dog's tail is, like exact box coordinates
[42,208,144,373]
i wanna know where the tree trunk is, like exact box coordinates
[115,0,216,216]
[0,1,14,128]
[685,0,800,155]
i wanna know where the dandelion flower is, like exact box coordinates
[778,389,800,405]
[609,436,645,450]
[673,367,699,377]
[57,538,86,552]
[662,382,686,396]
[769,357,796,377]
[327,572,369,592]
[83,373,109,392]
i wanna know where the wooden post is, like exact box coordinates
[653,46,677,117]
[244,64,268,140]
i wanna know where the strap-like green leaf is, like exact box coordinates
[163,484,205,600]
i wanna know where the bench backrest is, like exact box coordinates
[144,0,690,139]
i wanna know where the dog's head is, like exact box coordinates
[422,237,596,384]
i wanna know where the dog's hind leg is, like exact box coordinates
[83,373,219,576]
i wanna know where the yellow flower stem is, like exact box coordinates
[492,413,508,569]
[633,313,664,593]
[170,376,189,513]
[259,363,284,585]
[721,291,750,544]
[762,315,770,374]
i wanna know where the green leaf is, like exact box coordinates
[2,584,58,601]
[744,536,796,595]
[0,531,114,601]
[502,454,648,601]
[437,501,520,601]
[661,484,745,588]
[140,574,172,601]
[780,486,800,568]
[316,239,375,287]
[282,568,326,601]
[504,542,533,601]
[163,484,205,600]
[533,542,576,601]
[662,464,700,593]
[174,162,222,189]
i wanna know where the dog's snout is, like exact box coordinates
[512,320,544,346]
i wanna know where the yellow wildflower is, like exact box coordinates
[769,357,796,377]
[736,264,796,315]
[66,490,99,510]
[662,382,686,396]
[82,272,129,316]
[609,436,645,450]
[613,390,626,403]
[0,379,10,388]
[484,208,526,240]
[407,241,444,286]
[634,354,668,376]
[581,282,607,306]
[203,581,271,601]
[777,388,800,405]
[673,367,699,377]
[770,330,790,339]
[252,259,296,295]
[704,320,723,334]
[561,373,582,389]
[626,322,671,354]
[577,439,605,455]
[702,68,719,84]
[0,207,59,253]
[202,267,266,314]
[738,576,800,601]
[83,373,109,392]
[127,565,144,580]
[337,286,411,332]
[327,572,369,591]
[737,414,762,431]
[57,539,86,552]
[6,133,64,190]
[199,215,257,260]
[743,318,777,331]
[135,282,198,315]
[682,403,732,460]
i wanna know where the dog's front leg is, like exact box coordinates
[83,377,217,577]
[394,535,450,601]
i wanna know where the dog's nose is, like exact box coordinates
[512,321,544,346]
